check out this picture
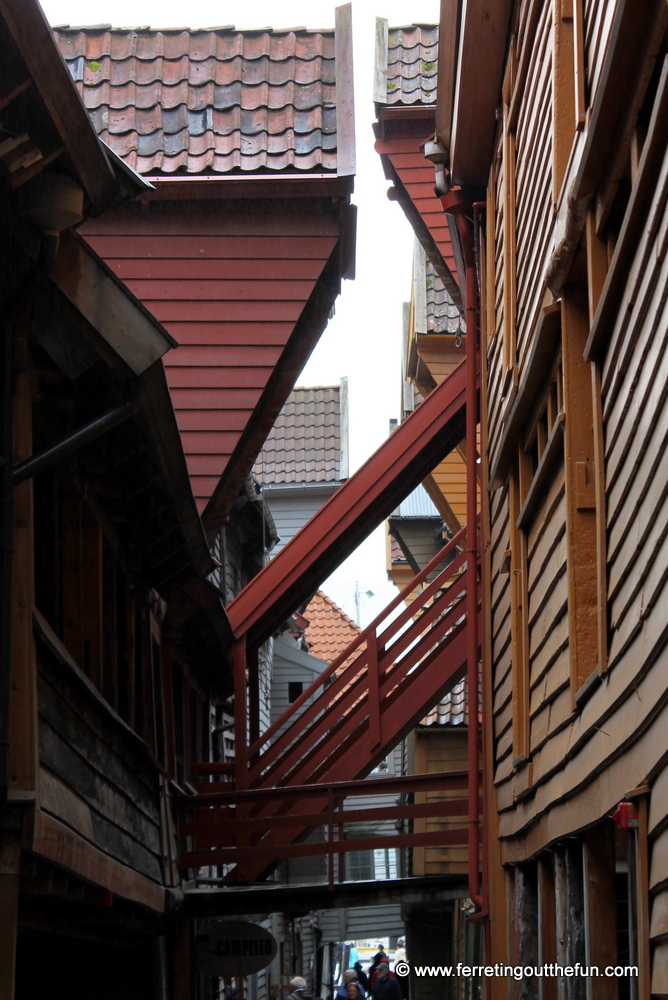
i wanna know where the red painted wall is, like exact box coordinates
[82,199,339,515]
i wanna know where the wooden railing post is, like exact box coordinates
[367,628,381,751]
[337,797,345,883]
[247,644,260,748]
[233,636,248,791]
[327,787,334,891]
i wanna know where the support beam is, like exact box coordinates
[183,874,470,918]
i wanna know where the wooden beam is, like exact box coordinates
[9,350,38,798]
[435,0,460,149]
[553,0,577,201]
[28,809,165,913]
[537,855,557,1000]
[561,293,599,694]
[0,836,21,1000]
[450,0,514,187]
[226,361,469,647]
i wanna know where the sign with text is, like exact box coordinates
[196,920,278,977]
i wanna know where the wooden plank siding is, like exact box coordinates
[36,641,163,885]
[412,729,468,875]
[514,0,554,371]
[81,200,340,515]
[583,0,616,111]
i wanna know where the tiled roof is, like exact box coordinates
[255,385,344,485]
[386,24,438,106]
[426,262,466,334]
[421,678,467,726]
[303,590,366,670]
[54,26,339,174]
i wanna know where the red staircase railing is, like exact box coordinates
[180,517,480,881]
[180,770,479,885]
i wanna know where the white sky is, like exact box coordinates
[40,0,439,626]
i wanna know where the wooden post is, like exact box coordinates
[81,523,104,690]
[565,844,586,1000]
[554,848,569,1000]
[233,637,248,790]
[247,644,260,749]
[583,824,618,999]
[0,835,20,1000]
[538,855,557,1000]
[561,293,599,695]
[516,865,539,1000]
[636,800,651,1000]
[173,918,194,1000]
[9,354,38,799]
[327,787,334,891]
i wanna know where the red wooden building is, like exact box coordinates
[55,11,356,531]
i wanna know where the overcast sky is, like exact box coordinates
[40,0,439,626]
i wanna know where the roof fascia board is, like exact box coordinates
[262,484,343,498]
[0,0,116,209]
[374,17,390,105]
[449,0,513,188]
[335,3,356,177]
[273,635,330,673]
[435,0,462,148]
[50,231,176,375]
[138,361,215,580]
[339,375,349,479]
[144,175,352,201]
[226,361,469,647]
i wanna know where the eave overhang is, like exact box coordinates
[447,0,513,189]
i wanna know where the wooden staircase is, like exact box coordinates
[181,519,480,881]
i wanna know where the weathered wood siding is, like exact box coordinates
[81,200,339,514]
[37,640,163,884]
[583,0,615,109]
[526,467,569,755]
[489,487,512,786]
[514,0,553,366]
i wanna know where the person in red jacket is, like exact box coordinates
[371,962,402,1000]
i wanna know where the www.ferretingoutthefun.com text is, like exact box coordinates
[392,962,638,980]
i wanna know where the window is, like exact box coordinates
[288,682,303,704]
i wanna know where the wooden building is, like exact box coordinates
[0,1,239,996]
[424,0,668,997]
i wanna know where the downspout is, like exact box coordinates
[440,189,482,910]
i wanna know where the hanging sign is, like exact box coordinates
[196,920,278,977]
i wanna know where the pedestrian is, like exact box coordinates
[337,970,365,999]
[286,977,313,1000]
[354,963,369,993]
[371,963,402,1000]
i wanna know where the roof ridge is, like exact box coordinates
[54,25,335,35]
[314,589,361,633]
